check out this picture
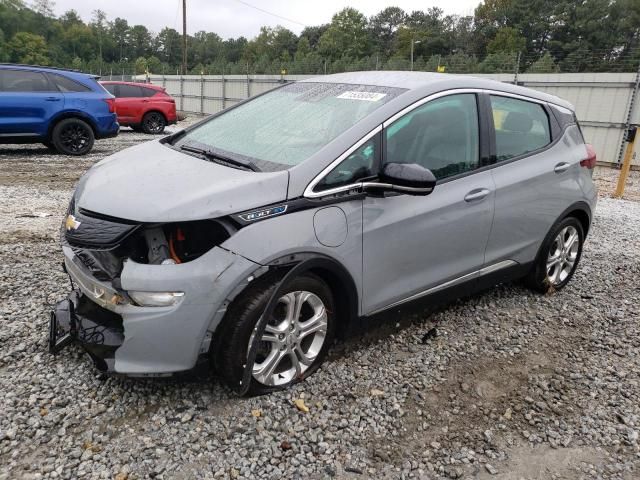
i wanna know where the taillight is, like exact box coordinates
[104,98,116,113]
[580,144,597,169]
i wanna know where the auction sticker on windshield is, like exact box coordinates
[337,91,388,102]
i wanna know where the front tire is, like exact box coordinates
[215,273,335,396]
[51,118,94,156]
[525,217,584,293]
[141,112,166,134]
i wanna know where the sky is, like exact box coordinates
[51,0,481,39]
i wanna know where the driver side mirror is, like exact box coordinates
[365,162,436,196]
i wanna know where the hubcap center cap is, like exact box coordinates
[285,332,296,348]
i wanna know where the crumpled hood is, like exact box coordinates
[75,140,289,223]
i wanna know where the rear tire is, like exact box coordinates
[51,118,94,156]
[525,217,584,293]
[141,112,166,134]
[214,273,335,396]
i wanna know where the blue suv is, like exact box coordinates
[0,64,119,155]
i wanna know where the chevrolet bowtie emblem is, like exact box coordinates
[65,214,81,231]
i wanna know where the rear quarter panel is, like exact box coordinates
[485,125,593,266]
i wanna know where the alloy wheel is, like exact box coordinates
[546,225,580,286]
[59,124,90,153]
[249,291,328,386]
[144,113,164,134]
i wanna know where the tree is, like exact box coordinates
[60,9,82,27]
[299,24,329,50]
[295,36,311,60]
[487,26,526,54]
[32,0,54,17]
[135,56,148,74]
[62,23,95,59]
[130,25,152,59]
[146,55,162,73]
[318,8,371,60]
[191,31,222,66]
[528,52,559,72]
[91,9,107,63]
[8,31,49,64]
[245,26,297,63]
[369,7,406,57]
[0,27,9,61]
[110,17,130,62]
[156,27,181,66]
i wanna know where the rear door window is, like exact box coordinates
[102,84,116,95]
[0,69,53,92]
[117,84,144,98]
[141,87,158,97]
[49,74,91,92]
[490,96,551,161]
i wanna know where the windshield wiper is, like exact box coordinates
[179,144,260,172]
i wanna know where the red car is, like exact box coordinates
[100,81,177,134]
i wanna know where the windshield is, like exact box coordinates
[174,82,405,171]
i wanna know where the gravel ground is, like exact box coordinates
[1,125,639,480]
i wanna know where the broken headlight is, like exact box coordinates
[128,291,185,307]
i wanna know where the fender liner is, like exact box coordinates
[233,254,358,395]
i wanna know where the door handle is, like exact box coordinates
[45,97,61,102]
[554,162,571,173]
[464,188,491,202]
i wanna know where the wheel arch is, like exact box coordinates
[47,111,98,140]
[260,253,359,336]
[560,200,592,237]
[143,109,168,122]
[532,200,592,265]
[214,252,359,342]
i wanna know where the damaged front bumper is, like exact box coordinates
[50,243,260,375]
[49,290,124,372]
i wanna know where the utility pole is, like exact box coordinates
[411,38,421,71]
[182,0,187,75]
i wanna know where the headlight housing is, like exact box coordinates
[128,291,184,307]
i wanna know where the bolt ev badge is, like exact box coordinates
[65,214,81,231]
[238,205,287,222]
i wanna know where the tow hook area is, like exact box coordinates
[49,290,125,372]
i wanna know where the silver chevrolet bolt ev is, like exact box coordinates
[50,72,597,395]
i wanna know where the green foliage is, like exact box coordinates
[318,8,371,61]
[527,52,559,72]
[8,31,49,64]
[0,0,637,75]
[487,27,525,54]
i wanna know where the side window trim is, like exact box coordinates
[478,93,496,166]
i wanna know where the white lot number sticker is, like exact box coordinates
[337,91,387,102]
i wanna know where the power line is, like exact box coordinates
[228,0,306,27]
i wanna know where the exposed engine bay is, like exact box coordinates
[64,206,235,281]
